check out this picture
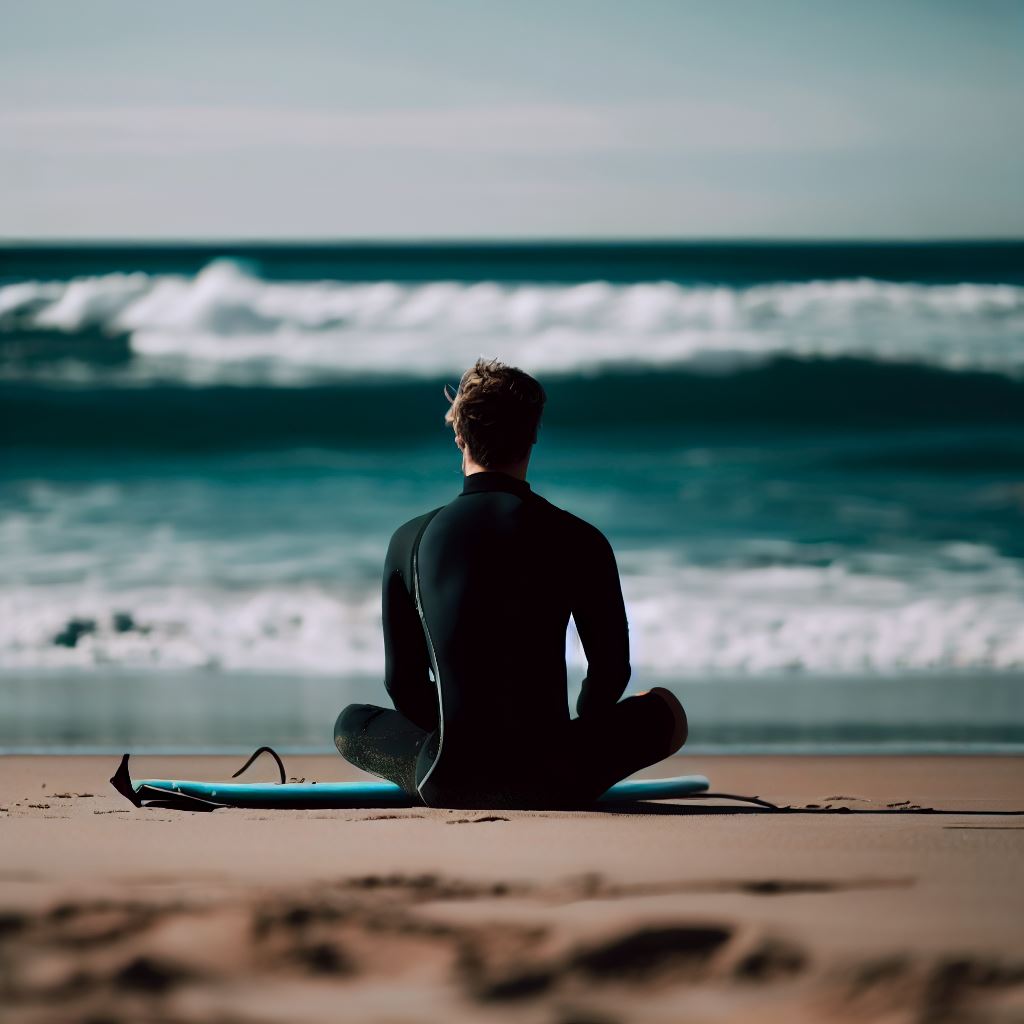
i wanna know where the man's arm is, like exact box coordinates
[570,522,631,718]
[381,519,439,732]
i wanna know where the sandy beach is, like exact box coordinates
[2,754,1022,1023]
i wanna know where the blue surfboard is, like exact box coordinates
[111,755,709,811]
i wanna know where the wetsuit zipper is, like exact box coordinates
[411,509,444,795]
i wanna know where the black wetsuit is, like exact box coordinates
[335,470,677,808]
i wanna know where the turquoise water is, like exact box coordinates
[2,242,1023,751]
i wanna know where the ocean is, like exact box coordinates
[2,241,1023,753]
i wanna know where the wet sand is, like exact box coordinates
[2,754,1023,1022]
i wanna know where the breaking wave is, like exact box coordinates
[4,543,1023,677]
[2,259,1023,386]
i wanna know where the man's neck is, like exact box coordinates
[462,454,530,481]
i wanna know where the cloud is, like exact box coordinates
[1,105,613,156]
[0,94,873,160]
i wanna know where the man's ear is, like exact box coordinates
[454,433,465,451]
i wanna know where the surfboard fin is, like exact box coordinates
[110,753,141,807]
[109,753,222,812]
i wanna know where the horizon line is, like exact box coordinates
[3,236,1023,249]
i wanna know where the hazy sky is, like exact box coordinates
[2,0,1022,239]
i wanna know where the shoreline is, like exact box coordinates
[3,670,1022,756]
[5,744,1024,757]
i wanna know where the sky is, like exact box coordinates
[2,0,1022,240]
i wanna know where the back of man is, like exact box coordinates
[419,474,581,740]
[398,468,633,804]
[335,358,686,809]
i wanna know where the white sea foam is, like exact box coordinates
[2,260,1023,384]
[615,549,1024,676]
[4,547,1023,676]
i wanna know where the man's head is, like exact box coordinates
[444,358,546,472]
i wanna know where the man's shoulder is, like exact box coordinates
[389,506,445,547]
[529,492,611,549]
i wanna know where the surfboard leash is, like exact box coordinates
[231,745,287,785]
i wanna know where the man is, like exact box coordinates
[335,358,687,809]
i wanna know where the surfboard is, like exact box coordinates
[110,755,709,811]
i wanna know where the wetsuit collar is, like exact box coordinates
[461,471,532,499]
